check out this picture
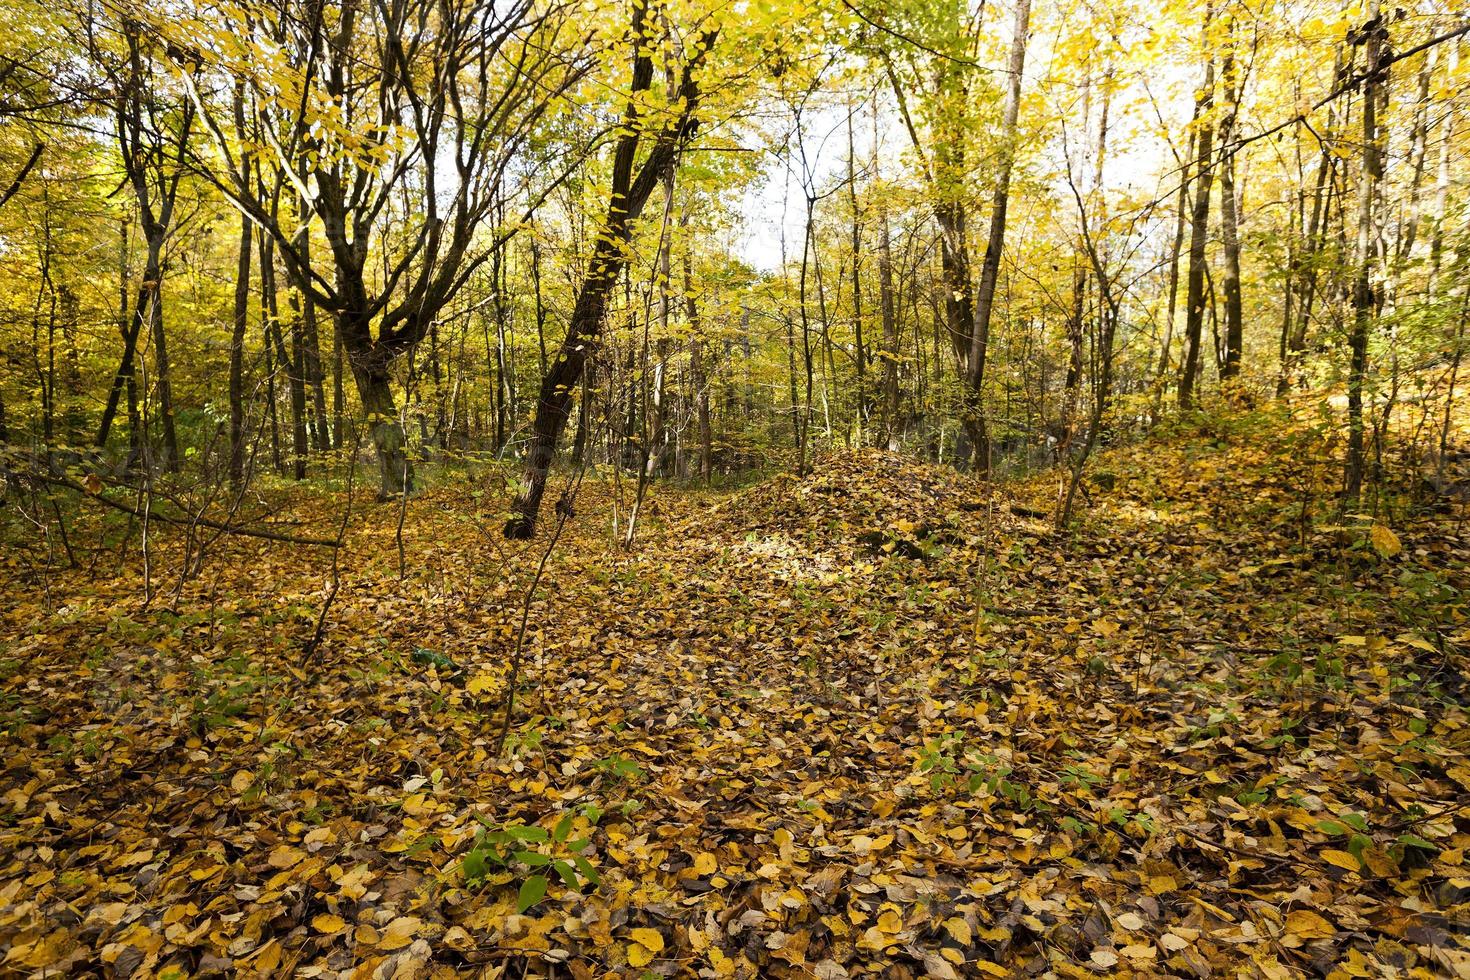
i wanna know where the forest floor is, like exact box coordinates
[1,401,1469,979]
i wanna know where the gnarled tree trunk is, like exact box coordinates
[504,13,716,538]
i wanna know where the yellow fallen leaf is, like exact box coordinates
[877,910,904,934]
[267,845,304,869]
[1369,523,1401,558]
[628,942,654,967]
[708,948,735,977]
[1322,849,1361,872]
[466,672,498,696]
[1115,911,1145,931]
[942,916,971,945]
[693,852,719,876]
[378,915,421,950]
[630,927,664,952]
[857,926,898,951]
[311,913,347,934]
[1147,874,1176,895]
[1285,909,1335,941]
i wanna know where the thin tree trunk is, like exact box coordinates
[878,209,901,451]
[504,10,714,537]
[286,287,309,480]
[97,218,142,452]
[686,243,713,483]
[299,217,330,452]
[1178,10,1217,410]
[1062,260,1085,446]
[968,0,1031,474]
[261,233,283,475]
[229,203,252,487]
[1288,47,1346,368]
[1426,52,1454,297]
[331,314,344,449]
[1346,3,1385,502]
[847,105,867,434]
[148,240,179,472]
[1152,121,1187,411]
[1218,18,1244,381]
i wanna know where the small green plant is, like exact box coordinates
[1263,715,1303,749]
[1060,764,1106,791]
[591,753,645,782]
[189,684,254,732]
[462,811,601,912]
[503,723,544,758]
[1232,783,1269,806]
[1186,710,1239,742]
[916,733,966,792]
[1318,811,1373,861]
[1104,806,1156,835]
[1058,815,1097,835]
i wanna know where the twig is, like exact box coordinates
[305,429,360,657]
[497,466,587,753]
[25,470,341,547]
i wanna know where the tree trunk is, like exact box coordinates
[878,210,901,451]
[229,205,252,488]
[1426,88,1454,294]
[1178,14,1216,410]
[96,218,141,452]
[847,106,867,433]
[1286,47,1346,376]
[1218,19,1244,381]
[326,288,412,497]
[355,360,411,498]
[147,237,180,472]
[1062,261,1085,446]
[261,234,283,475]
[968,0,1032,473]
[299,218,331,452]
[1155,125,1197,416]
[504,12,714,537]
[331,314,344,449]
[1345,4,1385,502]
[287,289,309,480]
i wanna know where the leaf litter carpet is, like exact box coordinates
[1,426,1468,977]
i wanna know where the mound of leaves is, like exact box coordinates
[696,449,997,558]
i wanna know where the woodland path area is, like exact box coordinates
[1,404,1469,979]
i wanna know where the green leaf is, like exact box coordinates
[573,854,600,887]
[505,824,549,843]
[516,874,548,912]
[553,812,574,843]
[1396,832,1438,851]
[552,859,579,888]
[516,850,551,866]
